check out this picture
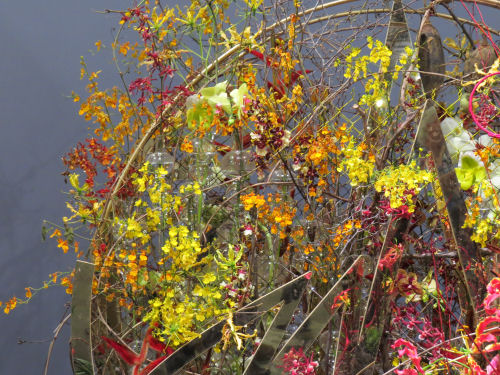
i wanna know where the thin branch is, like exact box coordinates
[440,2,476,47]
[377,111,419,169]
[358,219,394,343]
[43,313,71,375]
[404,248,493,259]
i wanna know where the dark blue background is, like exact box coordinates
[0,1,123,373]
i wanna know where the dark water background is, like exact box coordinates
[0,1,122,373]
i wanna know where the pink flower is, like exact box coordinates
[279,347,318,375]
[487,354,500,375]
[395,369,418,375]
[391,339,424,374]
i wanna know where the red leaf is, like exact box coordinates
[364,273,374,281]
[344,329,350,347]
[469,359,487,375]
[248,49,274,68]
[476,317,500,337]
[267,81,285,98]
[242,134,252,149]
[355,260,364,279]
[147,337,166,352]
[486,244,500,254]
[485,343,500,353]
[211,141,232,156]
[138,355,169,375]
[480,333,498,345]
[290,70,312,85]
[102,336,141,365]
[146,331,170,353]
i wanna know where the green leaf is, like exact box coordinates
[138,268,148,287]
[149,271,161,289]
[41,224,47,241]
[365,326,383,353]
[421,271,437,303]
[74,358,93,375]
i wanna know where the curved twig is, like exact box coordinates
[43,312,71,375]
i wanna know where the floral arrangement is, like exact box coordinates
[2,0,500,374]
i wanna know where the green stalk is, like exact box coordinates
[258,223,275,288]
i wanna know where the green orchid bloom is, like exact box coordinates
[230,83,249,119]
[455,155,487,190]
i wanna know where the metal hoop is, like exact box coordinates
[469,71,500,138]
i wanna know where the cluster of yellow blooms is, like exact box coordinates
[336,36,413,107]
[241,192,268,212]
[463,182,500,246]
[332,220,362,248]
[241,192,296,239]
[338,142,375,187]
[374,161,433,212]
[96,163,243,346]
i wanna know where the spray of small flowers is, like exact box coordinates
[2,1,500,374]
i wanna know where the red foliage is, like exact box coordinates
[102,328,173,375]
[378,244,403,271]
[62,138,118,195]
[391,339,424,374]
